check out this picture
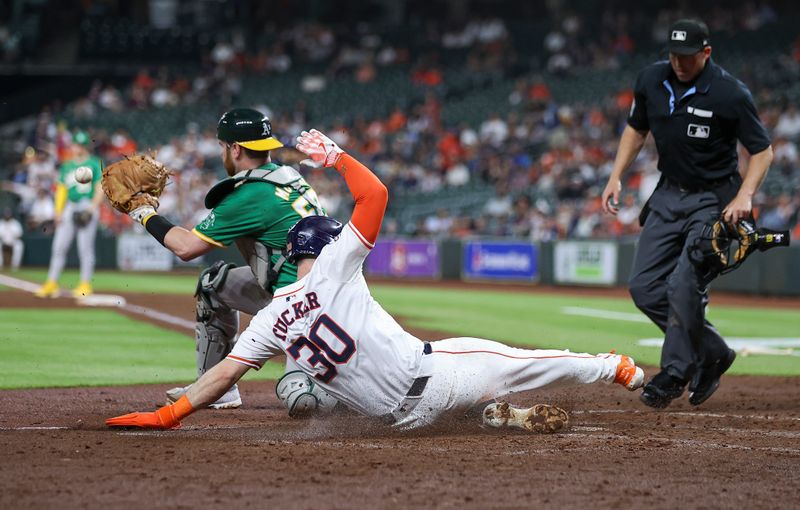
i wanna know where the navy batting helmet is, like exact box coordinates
[286,216,344,263]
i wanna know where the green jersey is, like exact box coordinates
[59,156,103,202]
[193,163,323,292]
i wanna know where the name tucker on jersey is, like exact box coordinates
[271,292,321,340]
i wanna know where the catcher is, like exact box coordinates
[107,129,645,433]
[103,108,333,412]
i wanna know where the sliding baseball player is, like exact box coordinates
[107,129,644,433]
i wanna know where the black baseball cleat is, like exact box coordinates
[688,348,736,406]
[639,371,686,409]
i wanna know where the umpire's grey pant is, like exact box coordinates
[629,182,730,384]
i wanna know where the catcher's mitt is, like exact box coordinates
[101,154,170,213]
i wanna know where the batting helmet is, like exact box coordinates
[286,216,344,263]
[689,215,790,276]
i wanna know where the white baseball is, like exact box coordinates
[74,166,93,184]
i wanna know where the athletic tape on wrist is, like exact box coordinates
[144,215,175,246]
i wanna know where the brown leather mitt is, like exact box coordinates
[101,154,170,213]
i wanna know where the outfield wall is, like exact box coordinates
[17,233,800,296]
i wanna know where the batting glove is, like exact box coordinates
[295,129,344,168]
[106,405,182,430]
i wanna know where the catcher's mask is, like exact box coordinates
[689,216,790,275]
[286,216,344,263]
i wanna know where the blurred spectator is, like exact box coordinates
[424,209,454,237]
[27,187,56,232]
[484,184,513,217]
[0,208,24,271]
[774,104,800,139]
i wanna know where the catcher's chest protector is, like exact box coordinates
[205,165,325,291]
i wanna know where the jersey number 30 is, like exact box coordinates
[286,314,356,383]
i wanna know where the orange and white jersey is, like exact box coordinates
[228,222,426,417]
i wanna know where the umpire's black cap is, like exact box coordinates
[217,108,284,151]
[668,19,710,55]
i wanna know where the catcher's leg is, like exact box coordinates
[212,265,340,418]
[166,262,242,409]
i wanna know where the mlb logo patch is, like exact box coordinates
[671,30,687,41]
[687,124,710,139]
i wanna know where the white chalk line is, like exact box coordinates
[560,306,651,323]
[0,426,70,430]
[573,409,800,422]
[0,273,195,331]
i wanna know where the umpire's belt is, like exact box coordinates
[663,175,735,193]
[382,342,433,425]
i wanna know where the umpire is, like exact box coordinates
[601,19,773,408]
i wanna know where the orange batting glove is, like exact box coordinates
[106,395,194,429]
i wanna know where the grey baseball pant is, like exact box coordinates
[628,182,730,383]
[47,201,98,282]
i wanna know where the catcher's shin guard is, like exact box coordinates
[195,262,239,376]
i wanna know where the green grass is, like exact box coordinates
[370,285,800,377]
[0,309,282,389]
[1,272,798,389]
[2,268,197,294]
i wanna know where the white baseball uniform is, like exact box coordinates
[228,222,622,429]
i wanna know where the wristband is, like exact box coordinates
[154,395,195,429]
[144,215,175,246]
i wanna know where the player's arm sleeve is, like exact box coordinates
[226,308,284,370]
[627,70,650,132]
[313,153,388,282]
[733,86,771,155]
[54,184,68,215]
[333,153,388,245]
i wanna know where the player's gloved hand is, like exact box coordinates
[128,202,157,225]
[106,402,184,429]
[295,129,344,168]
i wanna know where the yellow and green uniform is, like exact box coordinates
[192,163,323,292]
[59,156,102,202]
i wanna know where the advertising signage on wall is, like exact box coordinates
[117,233,174,271]
[367,239,439,278]
[462,241,538,281]
[554,241,618,285]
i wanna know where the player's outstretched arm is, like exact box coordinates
[106,360,249,429]
[296,129,388,244]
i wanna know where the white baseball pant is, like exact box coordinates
[392,337,619,429]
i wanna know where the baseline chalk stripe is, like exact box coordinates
[560,306,651,323]
[0,274,195,332]
[638,337,800,356]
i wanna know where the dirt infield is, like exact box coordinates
[1,286,799,509]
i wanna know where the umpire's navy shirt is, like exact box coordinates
[628,59,771,186]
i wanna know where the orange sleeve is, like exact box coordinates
[333,153,388,245]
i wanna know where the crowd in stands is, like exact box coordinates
[2,5,799,245]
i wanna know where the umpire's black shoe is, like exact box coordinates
[639,371,686,409]
[688,348,736,406]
